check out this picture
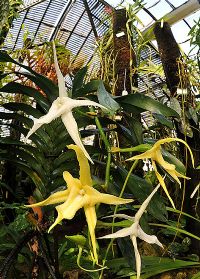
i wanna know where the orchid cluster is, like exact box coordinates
[25,42,194,278]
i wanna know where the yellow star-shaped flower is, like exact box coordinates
[127,138,194,208]
[27,144,133,262]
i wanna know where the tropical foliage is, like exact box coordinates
[0,2,200,279]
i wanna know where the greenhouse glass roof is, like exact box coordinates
[4,0,112,64]
[4,0,200,58]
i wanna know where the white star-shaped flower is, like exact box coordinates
[99,184,163,279]
[26,43,106,163]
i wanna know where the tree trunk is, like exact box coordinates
[112,8,137,95]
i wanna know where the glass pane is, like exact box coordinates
[146,0,172,19]
[164,0,188,8]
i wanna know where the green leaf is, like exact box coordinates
[1,125,49,152]
[72,66,88,98]
[15,149,48,182]
[97,81,120,115]
[0,182,16,196]
[0,51,18,63]
[1,82,50,112]
[0,112,33,127]
[19,71,58,102]
[3,102,43,118]
[0,50,58,102]
[118,238,135,269]
[80,80,101,95]
[130,256,200,279]
[52,164,69,178]
[162,149,186,175]
[170,97,182,116]
[117,93,179,118]
[9,213,30,232]
[0,137,25,147]
[0,154,45,192]
[50,177,65,191]
[53,151,75,168]
[125,114,143,145]
[116,165,167,222]
[0,72,11,80]
[191,271,200,279]
[0,112,52,146]
[153,113,173,129]
[66,235,86,247]
[150,223,200,241]
[20,146,46,168]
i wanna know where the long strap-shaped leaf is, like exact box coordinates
[0,51,58,102]
[3,102,43,118]
[1,82,50,112]
[0,155,45,191]
[117,93,180,118]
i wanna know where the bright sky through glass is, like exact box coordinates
[105,0,200,54]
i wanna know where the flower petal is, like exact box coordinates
[26,189,69,208]
[154,149,175,171]
[153,162,175,209]
[55,193,85,220]
[126,148,155,161]
[84,185,133,205]
[68,98,107,111]
[154,138,194,168]
[131,236,141,279]
[137,225,163,248]
[48,212,63,232]
[61,111,93,163]
[67,144,92,187]
[84,206,98,263]
[167,169,190,186]
[25,99,63,140]
[135,183,160,221]
[98,227,133,239]
[63,171,81,191]
[26,97,71,140]
[127,138,194,171]
[102,214,134,221]
[53,42,67,98]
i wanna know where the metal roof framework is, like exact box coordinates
[5,0,112,63]
[6,0,199,58]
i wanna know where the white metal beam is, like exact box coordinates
[143,0,200,40]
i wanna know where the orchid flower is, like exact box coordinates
[25,42,106,163]
[127,138,194,208]
[99,184,163,279]
[27,144,133,263]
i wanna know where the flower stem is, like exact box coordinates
[99,160,138,278]
[94,116,111,190]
